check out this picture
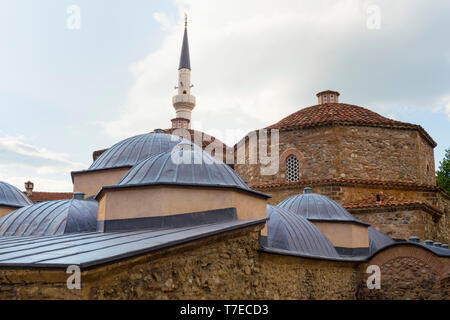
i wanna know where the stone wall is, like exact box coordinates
[351,209,437,241]
[0,224,448,300]
[234,125,435,187]
[357,245,450,300]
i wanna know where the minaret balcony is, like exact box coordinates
[172,94,196,108]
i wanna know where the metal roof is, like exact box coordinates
[368,227,394,255]
[266,205,339,258]
[0,199,97,237]
[178,27,191,70]
[0,218,265,268]
[104,145,270,198]
[0,181,32,208]
[75,133,184,174]
[277,190,367,224]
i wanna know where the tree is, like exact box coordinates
[436,148,450,193]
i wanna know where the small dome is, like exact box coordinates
[116,145,253,192]
[0,181,32,208]
[266,205,339,258]
[87,133,184,171]
[0,199,97,237]
[277,188,361,223]
[368,227,394,255]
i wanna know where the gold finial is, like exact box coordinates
[184,13,187,28]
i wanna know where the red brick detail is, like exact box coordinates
[280,148,303,163]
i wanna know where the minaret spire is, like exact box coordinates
[172,14,195,129]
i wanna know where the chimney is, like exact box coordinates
[317,90,340,104]
[424,240,433,246]
[409,236,420,243]
[303,187,313,194]
[73,192,85,200]
[24,181,34,196]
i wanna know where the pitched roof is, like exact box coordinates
[26,192,73,203]
[267,103,436,147]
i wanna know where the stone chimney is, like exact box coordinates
[317,90,340,104]
[24,181,34,196]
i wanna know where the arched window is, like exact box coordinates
[286,155,299,182]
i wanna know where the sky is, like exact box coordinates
[0,0,449,191]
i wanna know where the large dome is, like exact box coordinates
[114,144,258,193]
[0,199,97,237]
[277,188,363,223]
[266,205,339,258]
[86,133,184,172]
[0,181,32,208]
[267,103,435,146]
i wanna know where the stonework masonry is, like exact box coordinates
[1,223,448,300]
[235,125,436,186]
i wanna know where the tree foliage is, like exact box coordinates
[436,148,450,193]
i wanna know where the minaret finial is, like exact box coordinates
[184,13,187,28]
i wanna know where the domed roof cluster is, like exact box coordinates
[0,181,32,208]
[0,199,97,237]
[278,188,365,224]
[114,144,256,193]
[86,133,185,172]
[266,205,339,258]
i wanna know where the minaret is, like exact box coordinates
[171,14,196,129]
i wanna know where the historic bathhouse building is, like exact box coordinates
[0,19,448,300]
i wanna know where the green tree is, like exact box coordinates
[436,148,450,193]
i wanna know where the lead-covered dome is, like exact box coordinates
[0,199,97,237]
[87,133,184,172]
[277,187,364,223]
[0,181,32,208]
[115,144,256,193]
[266,205,339,258]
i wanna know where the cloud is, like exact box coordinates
[99,0,450,146]
[0,134,84,191]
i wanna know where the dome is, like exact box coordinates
[0,181,32,208]
[277,188,364,223]
[0,199,98,237]
[86,133,184,172]
[115,144,257,193]
[266,205,339,258]
[368,227,394,255]
[267,103,435,147]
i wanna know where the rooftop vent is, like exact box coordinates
[317,90,340,104]
[409,236,420,243]
[424,240,433,246]
[433,242,442,247]
[303,187,313,194]
[73,192,85,200]
[153,128,165,133]
[441,244,449,249]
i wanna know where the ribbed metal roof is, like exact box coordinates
[178,27,191,70]
[0,199,97,237]
[85,133,184,172]
[116,145,256,192]
[368,227,394,255]
[266,205,339,258]
[0,218,265,268]
[277,189,365,223]
[0,181,32,208]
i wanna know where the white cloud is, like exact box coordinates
[0,134,84,191]
[101,0,450,146]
